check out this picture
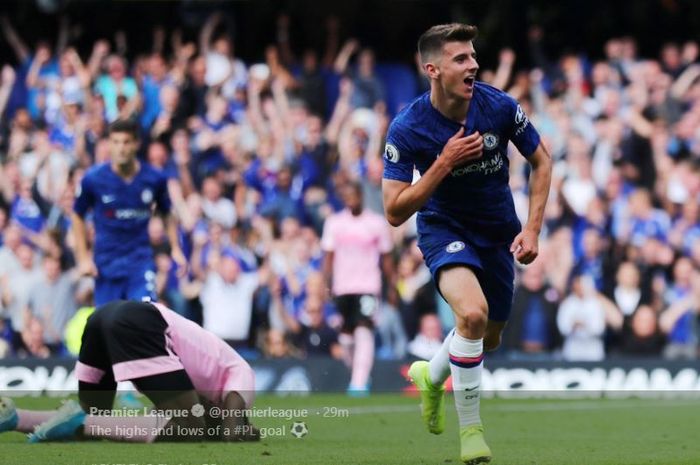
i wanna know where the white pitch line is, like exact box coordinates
[486,399,700,412]
[344,399,699,416]
[347,405,418,415]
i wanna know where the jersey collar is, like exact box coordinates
[424,87,479,133]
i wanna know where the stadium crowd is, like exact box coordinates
[0,13,699,363]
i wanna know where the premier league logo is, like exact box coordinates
[514,104,529,135]
[384,144,400,163]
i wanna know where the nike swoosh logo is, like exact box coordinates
[464,386,480,400]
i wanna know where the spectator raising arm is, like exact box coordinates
[270,276,301,334]
[325,77,353,146]
[491,48,515,91]
[87,40,110,81]
[322,16,340,69]
[199,11,223,58]
[670,64,700,100]
[597,292,624,331]
[66,47,92,91]
[246,78,269,140]
[114,30,128,57]
[0,66,16,122]
[25,47,51,89]
[170,30,196,87]
[56,15,70,57]
[0,15,30,63]
[659,295,697,335]
[333,38,359,74]
[152,25,166,56]
[275,14,294,67]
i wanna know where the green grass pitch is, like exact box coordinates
[1,394,698,465]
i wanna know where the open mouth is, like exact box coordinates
[464,76,476,86]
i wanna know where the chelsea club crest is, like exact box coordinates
[446,241,465,253]
[141,188,153,204]
[483,132,499,151]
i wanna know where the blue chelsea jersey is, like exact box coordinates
[74,163,171,278]
[383,82,541,246]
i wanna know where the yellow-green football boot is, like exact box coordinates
[407,360,446,434]
[459,424,492,464]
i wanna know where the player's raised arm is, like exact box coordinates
[382,127,483,227]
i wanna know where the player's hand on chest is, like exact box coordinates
[437,126,483,170]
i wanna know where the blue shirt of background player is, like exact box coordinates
[383,82,540,247]
[73,163,171,279]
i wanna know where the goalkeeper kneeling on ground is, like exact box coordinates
[0,300,259,443]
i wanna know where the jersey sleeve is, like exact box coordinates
[382,122,416,183]
[73,172,95,218]
[505,96,541,157]
[154,173,172,214]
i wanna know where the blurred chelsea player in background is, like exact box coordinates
[72,119,186,306]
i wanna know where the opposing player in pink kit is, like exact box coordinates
[0,300,259,443]
[321,182,394,394]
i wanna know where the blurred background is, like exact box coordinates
[0,0,699,384]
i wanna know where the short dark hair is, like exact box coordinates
[418,23,478,63]
[108,119,139,139]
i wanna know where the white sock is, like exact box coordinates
[449,332,484,428]
[428,328,455,386]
